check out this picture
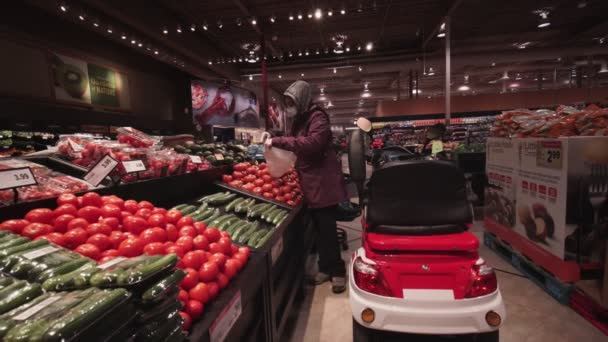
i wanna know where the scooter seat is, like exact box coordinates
[373,224,465,236]
[366,231,479,252]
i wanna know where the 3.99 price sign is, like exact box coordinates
[0,167,37,190]
[536,141,563,170]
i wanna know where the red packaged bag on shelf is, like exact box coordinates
[116,127,159,148]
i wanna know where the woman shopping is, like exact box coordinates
[265,80,348,293]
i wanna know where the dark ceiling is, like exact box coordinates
[20,0,608,124]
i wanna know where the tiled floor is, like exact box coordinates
[284,220,608,342]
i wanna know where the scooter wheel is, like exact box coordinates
[352,318,381,342]
[475,330,499,342]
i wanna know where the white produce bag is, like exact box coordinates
[262,132,297,178]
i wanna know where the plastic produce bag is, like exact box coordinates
[261,132,296,178]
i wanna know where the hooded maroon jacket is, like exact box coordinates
[271,108,347,208]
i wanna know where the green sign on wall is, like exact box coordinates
[88,64,119,107]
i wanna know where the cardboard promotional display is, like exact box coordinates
[484,138,519,230]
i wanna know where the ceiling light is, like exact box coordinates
[361,83,372,98]
[190,24,196,32]
[458,85,471,91]
[491,62,496,66]
[501,71,510,80]
[289,51,293,57]
[414,89,422,94]
[154,50,159,55]
[278,74,282,79]
[327,101,334,107]
[328,9,333,16]
[513,42,532,49]
[176,26,182,33]
[131,39,136,44]
[289,14,294,21]
[437,22,446,38]
[346,46,351,52]
[427,67,435,76]
[358,66,363,72]
[59,4,68,12]
[138,42,143,47]
[578,1,587,8]
[316,49,320,55]
[121,34,127,40]
[297,13,303,20]
[301,73,305,77]
[93,21,99,27]
[217,20,223,29]
[202,22,208,30]
[488,79,497,84]
[509,83,520,88]
[515,74,522,80]
[107,27,113,34]
[536,10,550,28]
[365,42,373,51]
[314,8,323,19]
[236,18,242,26]
[162,28,168,34]
[78,14,85,21]
[341,8,346,15]
[298,51,303,56]
[599,62,608,73]
[305,50,309,56]
[308,13,313,19]
[238,58,243,62]
[249,75,253,81]
[208,61,213,65]
[333,68,337,74]
[325,48,329,54]
[251,17,257,25]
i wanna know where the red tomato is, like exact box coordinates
[193,222,206,235]
[203,227,220,243]
[98,256,115,264]
[176,216,194,229]
[219,231,230,240]
[64,228,88,249]
[253,187,263,194]
[217,237,232,254]
[100,217,119,230]
[207,282,219,300]
[66,218,89,231]
[189,283,210,303]
[102,195,124,209]
[271,180,281,188]
[81,192,102,207]
[233,163,247,172]
[135,208,152,220]
[275,196,286,202]
[182,251,204,270]
[38,232,66,247]
[232,171,244,179]
[192,235,209,251]
[186,300,204,320]
[138,200,154,210]
[224,259,240,279]
[120,211,133,220]
[244,175,256,183]
[87,233,112,251]
[280,185,293,194]
[258,163,267,170]
[78,206,102,223]
[180,268,199,290]
[86,223,112,236]
[118,237,144,257]
[198,261,219,282]
[262,175,272,183]
[140,227,167,245]
[166,224,178,242]
[100,204,121,218]
[178,226,197,238]
[229,180,243,188]
[109,231,126,249]
[262,192,274,199]
[22,223,52,239]
[179,311,191,331]
[0,219,30,234]
[100,249,119,259]
[271,188,281,196]
[230,244,239,256]
[238,246,250,257]
[261,183,273,192]
[176,236,194,252]
[54,204,78,217]
[52,215,73,233]
[165,210,182,224]
[143,242,165,255]
[284,193,294,201]
[253,179,265,187]
[217,273,229,289]
[242,183,255,191]
[122,216,148,235]
[123,200,139,214]
[178,289,189,304]
[165,245,185,258]
[77,197,83,208]
[151,207,167,215]
[286,200,296,206]
[233,252,249,265]
[75,243,101,260]
[222,175,233,183]
[25,208,54,224]
[57,193,79,207]
[209,253,226,269]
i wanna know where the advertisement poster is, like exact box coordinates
[484,138,519,229]
[50,53,129,109]
[191,80,259,129]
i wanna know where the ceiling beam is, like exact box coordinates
[421,0,464,49]
[231,0,279,57]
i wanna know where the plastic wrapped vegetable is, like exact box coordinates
[89,254,178,288]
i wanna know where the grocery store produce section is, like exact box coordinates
[0,130,311,341]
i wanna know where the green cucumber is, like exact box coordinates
[264,208,281,223]
[42,262,97,291]
[197,202,209,213]
[208,193,236,205]
[180,205,197,216]
[34,258,90,283]
[170,204,189,211]
[210,214,235,229]
[193,208,214,222]
[217,217,237,231]
[0,238,29,251]
[255,229,275,248]
[117,254,178,286]
[247,229,268,247]
[261,206,278,220]
[234,198,254,214]
[275,213,289,227]
[0,282,42,315]
[0,239,49,258]
[201,209,221,225]
[231,223,251,242]
[198,192,228,203]
[141,269,186,303]
[225,197,244,212]
[273,210,288,225]
[248,203,271,218]
[42,289,130,341]
[237,223,259,244]
[225,220,245,235]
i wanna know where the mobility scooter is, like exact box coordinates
[347,127,506,342]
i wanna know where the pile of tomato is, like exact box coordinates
[0,192,249,331]
[222,162,302,206]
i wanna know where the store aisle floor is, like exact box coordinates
[284,221,607,342]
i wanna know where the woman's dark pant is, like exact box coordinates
[309,206,346,277]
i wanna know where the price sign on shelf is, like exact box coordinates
[0,167,37,190]
[214,154,224,161]
[536,141,563,170]
[209,291,242,342]
[84,154,119,187]
[122,160,146,173]
[190,155,202,164]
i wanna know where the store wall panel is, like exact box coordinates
[0,40,51,98]
[377,87,608,117]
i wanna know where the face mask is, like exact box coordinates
[285,107,297,118]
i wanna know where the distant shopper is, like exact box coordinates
[265,80,348,293]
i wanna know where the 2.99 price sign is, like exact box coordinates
[0,167,37,190]
[536,141,563,170]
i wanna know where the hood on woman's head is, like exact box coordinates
[284,80,312,115]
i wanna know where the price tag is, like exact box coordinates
[67,138,84,152]
[190,155,202,164]
[83,154,119,187]
[0,167,37,190]
[14,295,62,321]
[23,246,58,260]
[271,236,283,265]
[99,257,127,270]
[209,291,242,342]
[214,154,224,161]
[536,141,562,170]
[122,160,146,173]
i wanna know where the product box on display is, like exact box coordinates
[484,138,519,230]
[515,137,608,263]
